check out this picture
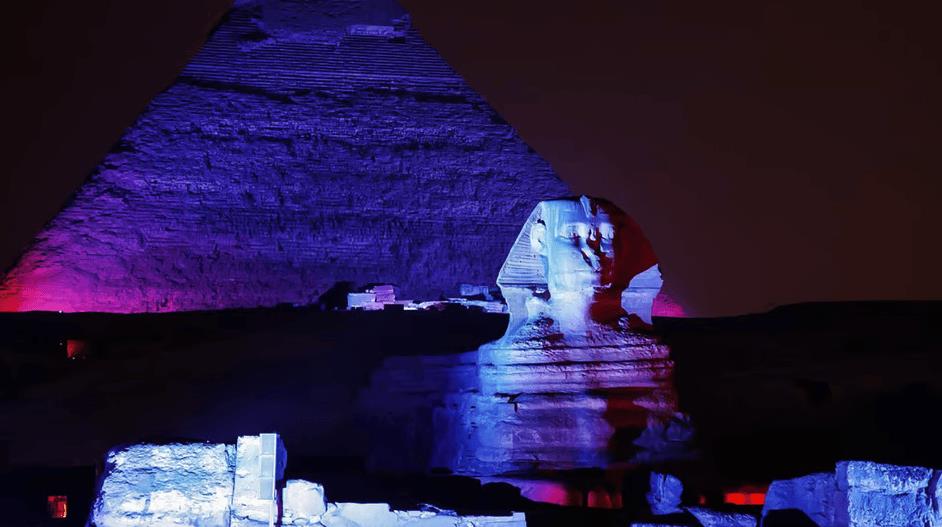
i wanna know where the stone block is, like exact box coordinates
[87,433,527,527]
[761,472,836,527]
[836,461,938,527]
[231,433,287,527]
[838,459,933,493]
[88,442,235,527]
[283,479,327,526]
[762,461,942,527]
[647,472,683,515]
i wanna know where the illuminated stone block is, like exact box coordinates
[762,472,836,526]
[231,433,287,527]
[88,442,235,527]
[836,461,939,527]
[283,479,327,526]
[762,461,942,527]
[88,434,526,526]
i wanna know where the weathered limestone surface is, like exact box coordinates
[232,434,288,526]
[762,460,942,527]
[283,479,327,526]
[763,472,836,526]
[89,442,236,527]
[90,435,526,526]
[836,461,941,527]
[0,0,566,313]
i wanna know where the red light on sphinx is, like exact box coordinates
[47,495,67,519]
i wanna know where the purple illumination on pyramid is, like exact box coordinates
[0,0,568,313]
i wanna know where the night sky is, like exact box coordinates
[3,0,940,317]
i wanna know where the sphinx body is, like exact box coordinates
[362,197,692,504]
[436,197,691,477]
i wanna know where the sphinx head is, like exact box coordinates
[531,196,624,296]
[497,196,659,332]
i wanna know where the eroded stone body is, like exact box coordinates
[363,197,691,503]
[448,197,691,475]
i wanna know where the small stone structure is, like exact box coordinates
[762,460,942,527]
[87,434,526,527]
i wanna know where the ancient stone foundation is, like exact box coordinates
[87,434,525,527]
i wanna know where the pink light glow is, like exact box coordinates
[652,290,686,318]
[479,477,624,508]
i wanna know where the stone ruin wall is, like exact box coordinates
[89,434,526,527]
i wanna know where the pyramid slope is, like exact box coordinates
[0,0,567,312]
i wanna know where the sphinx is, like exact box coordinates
[363,196,692,502]
[481,195,669,375]
[440,196,692,477]
[498,194,660,337]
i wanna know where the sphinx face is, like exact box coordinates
[532,197,621,296]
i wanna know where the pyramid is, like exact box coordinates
[0,0,567,312]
